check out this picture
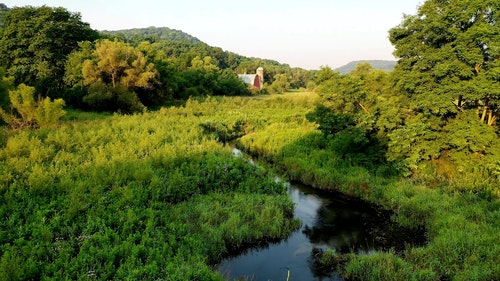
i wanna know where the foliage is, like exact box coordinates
[200,120,247,144]
[64,39,159,112]
[232,92,500,280]
[382,0,500,184]
[84,39,158,99]
[1,91,499,280]
[0,84,66,129]
[0,97,301,280]
[1,4,315,113]
[174,56,250,98]
[267,73,291,94]
[306,65,393,171]
[389,0,500,125]
[103,29,313,91]
[0,5,99,95]
[0,68,14,110]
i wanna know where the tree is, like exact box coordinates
[314,66,339,85]
[389,0,500,126]
[387,0,500,175]
[75,39,159,112]
[268,74,290,94]
[0,3,9,29]
[0,6,99,95]
[83,39,158,90]
[307,66,391,168]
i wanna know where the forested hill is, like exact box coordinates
[101,26,202,44]
[335,60,396,74]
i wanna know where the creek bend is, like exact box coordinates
[216,148,427,280]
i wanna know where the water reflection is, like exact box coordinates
[218,182,426,280]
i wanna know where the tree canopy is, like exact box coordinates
[0,6,99,95]
[64,39,160,112]
[387,0,500,173]
[389,0,500,125]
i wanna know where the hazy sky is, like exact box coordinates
[2,0,423,69]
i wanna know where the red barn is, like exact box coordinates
[238,67,264,90]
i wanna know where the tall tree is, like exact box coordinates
[388,0,500,171]
[83,39,158,90]
[78,39,158,112]
[389,0,500,126]
[0,6,99,95]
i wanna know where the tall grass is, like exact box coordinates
[2,92,498,280]
[0,97,302,280]
[218,93,500,280]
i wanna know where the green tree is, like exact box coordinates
[389,0,500,125]
[189,56,219,73]
[314,66,339,85]
[268,73,290,94]
[0,6,99,95]
[83,39,158,90]
[388,0,500,169]
[77,39,159,112]
[0,3,9,29]
[308,66,391,168]
[64,41,95,90]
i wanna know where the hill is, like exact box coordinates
[335,60,397,74]
[100,26,202,44]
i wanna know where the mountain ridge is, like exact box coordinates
[335,60,397,74]
[100,26,202,44]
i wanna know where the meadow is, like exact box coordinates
[1,92,499,280]
[0,96,303,280]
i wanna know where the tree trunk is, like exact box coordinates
[487,110,497,126]
[481,106,488,123]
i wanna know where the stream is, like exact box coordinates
[216,148,426,280]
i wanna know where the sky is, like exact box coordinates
[2,0,423,70]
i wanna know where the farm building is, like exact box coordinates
[237,67,264,90]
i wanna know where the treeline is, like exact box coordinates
[101,26,203,44]
[306,0,500,196]
[0,5,313,116]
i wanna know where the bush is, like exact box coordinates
[0,84,66,129]
[84,82,145,113]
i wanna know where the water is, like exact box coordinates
[217,149,426,280]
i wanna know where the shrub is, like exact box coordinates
[0,84,66,129]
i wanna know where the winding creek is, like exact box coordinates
[216,148,427,280]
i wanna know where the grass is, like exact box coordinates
[1,92,498,280]
[227,92,500,280]
[0,97,301,280]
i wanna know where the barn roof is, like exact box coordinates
[237,74,258,85]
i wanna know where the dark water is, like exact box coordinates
[217,149,426,280]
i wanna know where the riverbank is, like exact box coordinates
[231,93,500,280]
[1,93,498,280]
